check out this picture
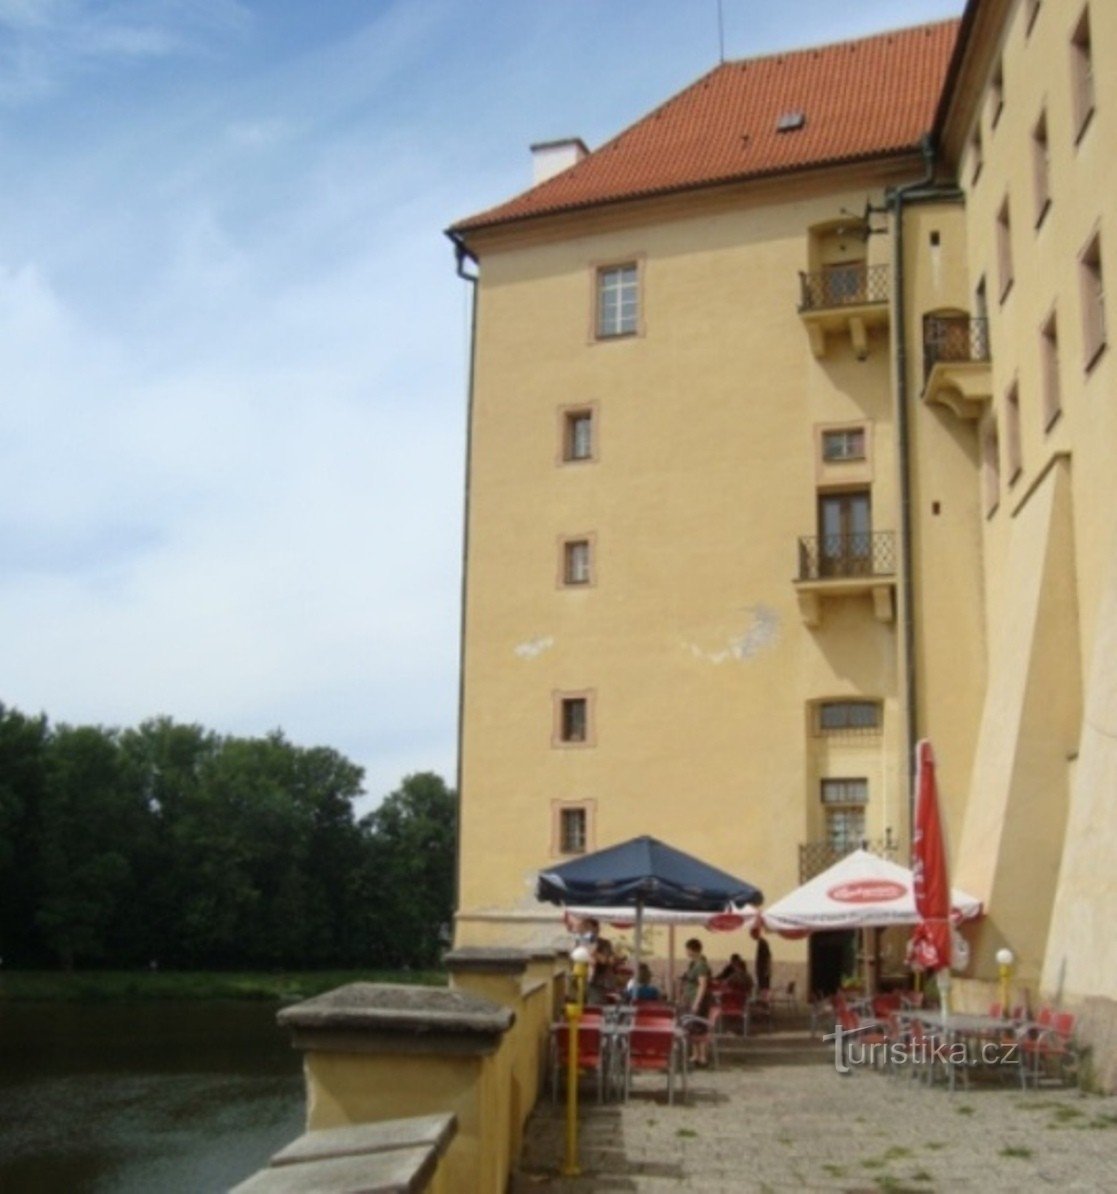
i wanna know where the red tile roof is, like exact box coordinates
[452,19,960,235]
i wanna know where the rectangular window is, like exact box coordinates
[554,691,594,747]
[563,409,595,462]
[1005,382,1023,484]
[821,427,866,462]
[1071,8,1095,143]
[1026,0,1041,37]
[990,60,1005,129]
[817,701,881,734]
[825,806,866,853]
[1080,232,1106,370]
[821,778,869,806]
[997,198,1014,302]
[1041,311,1062,429]
[975,276,988,323]
[559,807,587,855]
[596,263,638,338]
[1032,111,1050,228]
[983,420,1001,516]
[562,538,592,586]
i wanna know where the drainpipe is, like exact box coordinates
[886,136,936,842]
[447,232,479,938]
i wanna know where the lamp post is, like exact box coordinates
[563,945,591,1177]
[995,947,1015,1016]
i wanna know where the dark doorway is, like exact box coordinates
[809,930,856,998]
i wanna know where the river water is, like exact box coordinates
[0,1000,305,1193]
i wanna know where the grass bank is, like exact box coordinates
[0,968,447,1003]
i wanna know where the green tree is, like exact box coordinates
[360,772,457,967]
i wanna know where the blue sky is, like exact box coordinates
[0,0,963,809]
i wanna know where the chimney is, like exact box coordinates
[530,138,589,186]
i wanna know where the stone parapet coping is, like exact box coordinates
[443,946,535,974]
[270,1113,457,1168]
[278,982,515,1056]
[232,1145,437,1192]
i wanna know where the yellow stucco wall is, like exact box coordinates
[458,167,932,979]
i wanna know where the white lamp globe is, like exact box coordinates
[995,947,1015,967]
[570,945,592,965]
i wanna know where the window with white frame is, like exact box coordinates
[563,408,595,462]
[596,263,639,338]
[559,807,587,854]
[821,427,866,462]
[821,778,868,852]
[562,538,592,586]
[817,700,882,735]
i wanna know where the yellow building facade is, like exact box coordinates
[450,0,1117,1074]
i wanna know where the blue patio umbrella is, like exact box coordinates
[538,835,764,967]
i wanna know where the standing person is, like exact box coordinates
[678,937,713,1066]
[752,924,772,993]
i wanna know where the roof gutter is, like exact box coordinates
[885,134,943,844]
[447,230,479,938]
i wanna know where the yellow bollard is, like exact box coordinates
[563,951,589,1178]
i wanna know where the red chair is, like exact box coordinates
[623,1022,686,1104]
[550,1021,606,1104]
[1019,1010,1078,1089]
[716,988,748,1035]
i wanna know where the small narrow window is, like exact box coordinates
[1071,8,1095,143]
[562,408,595,462]
[1026,0,1041,37]
[562,538,592,586]
[990,60,1005,129]
[559,807,587,855]
[970,125,984,185]
[983,420,1001,516]
[1005,382,1023,484]
[997,198,1014,302]
[975,276,988,323]
[821,778,869,805]
[1032,111,1051,228]
[1080,232,1106,370]
[596,263,638,338]
[817,701,881,734]
[1041,311,1062,429]
[554,692,594,747]
[821,427,866,462]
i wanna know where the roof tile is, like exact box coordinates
[452,20,959,234]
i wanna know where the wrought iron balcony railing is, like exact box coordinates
[923,316,991,380]
[798,263,889,312]
[796,531,896,582]
[799,836,898,883]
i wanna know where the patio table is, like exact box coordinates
[903,1011,1019,1089]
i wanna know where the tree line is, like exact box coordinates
[0,704,456,971]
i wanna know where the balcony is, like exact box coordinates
[797,263,890,359]
[922,315,992,419]
[793,531,897,626]
[799,835,898,883]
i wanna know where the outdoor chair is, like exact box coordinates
[550,1020,606,1105]
[623,1021,687,1105]
[771,981,798,1012]
[835,1005,888,1071]
[679,1006,721,1070]
[746,990,773,1034]
[1018,1010,1078,1089]
[715,988,748,1035]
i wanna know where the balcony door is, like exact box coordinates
[819,491,871,577]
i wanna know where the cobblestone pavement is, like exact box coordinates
[512,1027,1117,1192]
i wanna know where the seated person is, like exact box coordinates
[626,963,662,1003]
[586,936,619,1004]
[716,953,754,997]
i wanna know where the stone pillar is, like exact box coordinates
[444,947,566,1156]
[278,983,514,1194]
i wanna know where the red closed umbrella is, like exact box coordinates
[909,740,952,972]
